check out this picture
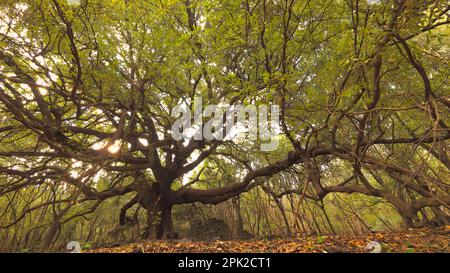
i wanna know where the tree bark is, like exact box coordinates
[137,181,175,240]
[155,205,174,239]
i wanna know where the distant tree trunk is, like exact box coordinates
[233,197,245,238]
[319,201,336,235]
[273,197,291,236]
[430,207,449,226]
[40,213,64,251]
[39,200,73,251]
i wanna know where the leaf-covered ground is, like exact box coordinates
[89,227,449,253]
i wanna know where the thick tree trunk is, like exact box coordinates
[390,203,420,228]
[143,205,174,240]
[156,205,174,239]
[143,209,154,239]
[137,181,175,240]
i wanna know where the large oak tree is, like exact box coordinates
[0,0,449,246]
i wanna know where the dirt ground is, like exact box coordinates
[89,226,449,253]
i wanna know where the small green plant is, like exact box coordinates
[405,241,415,248]
[82,242,93,250]
[405,248,415,253]
[316,236,328,244]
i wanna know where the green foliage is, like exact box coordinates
[316,236,328,244]
[0,0,448,252]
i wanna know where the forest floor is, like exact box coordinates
[89,226,449,253]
